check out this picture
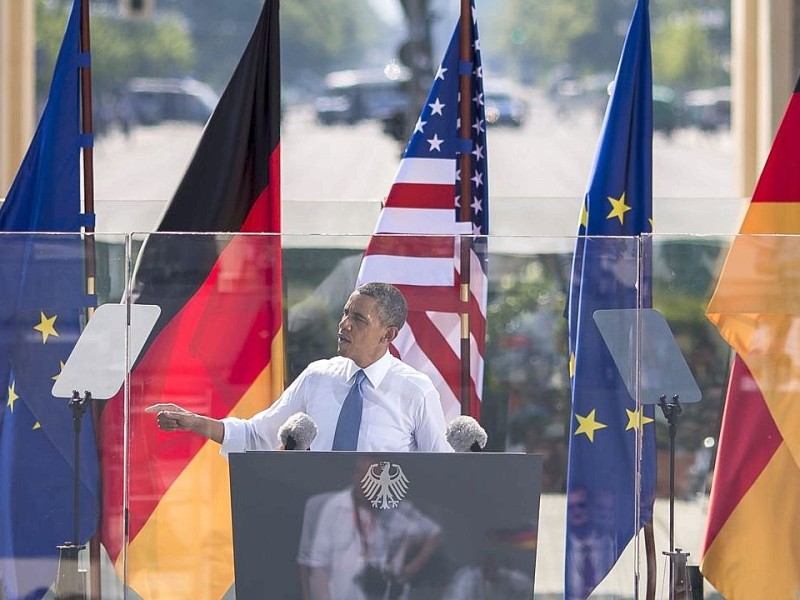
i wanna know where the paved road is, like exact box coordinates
[93,89,738,237]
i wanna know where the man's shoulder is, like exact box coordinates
[303,356,350,375]
[386,355,436,392]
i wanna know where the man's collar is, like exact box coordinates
[347,351,392,388]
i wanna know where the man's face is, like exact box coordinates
[337,292,394,368]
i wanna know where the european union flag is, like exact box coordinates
[0,1,99,598]
[564,1,656,598]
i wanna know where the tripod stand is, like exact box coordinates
[51,303,162,599]
[659,394,692,600]
[54,390,92,600]
[592,309,703,600]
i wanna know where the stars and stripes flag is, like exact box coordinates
[357,4,488,420]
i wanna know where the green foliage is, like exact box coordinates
[157,0,390,89]
[282,0,386,82]
[497,0,631,78]
[481,255,570,456]
[652,14,718,88]
[36,0,195,99]
[493,0,729,87]
[90,15,194,93]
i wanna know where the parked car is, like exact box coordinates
[485,91,527,127]
[314,68,410,126]
[682,86,731,132]
[126,77,219,126]
[653,85,680,136]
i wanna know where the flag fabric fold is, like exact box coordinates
[564,1,655,598]
[98,1,283,598]
[357,3,488,420]
[0,1,99,599]
[702,76,800,599]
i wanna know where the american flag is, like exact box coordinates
[357,6,488,420]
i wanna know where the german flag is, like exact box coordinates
[98,1,282,598]
[702,76,800,598]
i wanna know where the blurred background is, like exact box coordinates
[1,1,796,596]
[2,0,741,502]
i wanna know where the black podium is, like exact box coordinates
[229,452,542,600]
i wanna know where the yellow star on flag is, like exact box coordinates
[34,311,59,344]
[579,202,588,229]
[574,409,608,442]
[569,352,576,378]
[606,192,631,225]
[52,360,66,381]
[7,381,18,413]
[33,422,41,430]
[625,407,655,431]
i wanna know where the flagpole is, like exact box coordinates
[457,0,473,416]
[79,0,100,598]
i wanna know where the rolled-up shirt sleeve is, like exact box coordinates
[219,370,309,457]
[413,386,453,453]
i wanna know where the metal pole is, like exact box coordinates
[78,2,100,598]
[458,0,472,415]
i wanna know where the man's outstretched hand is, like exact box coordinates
[145,403,224,443]
[145,403,196,432]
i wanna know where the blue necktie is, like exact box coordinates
[332,370,366,451]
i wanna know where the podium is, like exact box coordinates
[229,452,542,600]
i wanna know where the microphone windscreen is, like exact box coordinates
[446,415,488,452]
[278,412,318,450]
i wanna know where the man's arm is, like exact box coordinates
[413,388,453,452]
[145,403,225,443]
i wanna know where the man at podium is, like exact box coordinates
[147,282,452,453]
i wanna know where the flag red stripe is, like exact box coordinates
[100,232,281,560]
[365,235,455,258]
[398,283,460,313]
[385,183,456,209]
[397,281,487,320]
[99,4,282,596]
[751,93,800,204]
[405,311,480,408]
[395,280,486,359]
[241,146,280,233]
[703,356,782,551]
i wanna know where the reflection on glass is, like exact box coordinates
[442,528,534,600]
[564,486,617,600]
[298,460,442,600]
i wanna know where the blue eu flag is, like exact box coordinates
[564,1,656,598]
[0,1,99,598]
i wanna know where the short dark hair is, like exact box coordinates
[356,282,407,329]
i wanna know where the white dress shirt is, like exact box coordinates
[220,352,452,453]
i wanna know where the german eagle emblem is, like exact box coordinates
[360,461,409,509]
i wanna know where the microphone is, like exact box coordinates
[446,415,487,452]
[278,412,318,450]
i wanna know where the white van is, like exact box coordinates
[126,77,219,125]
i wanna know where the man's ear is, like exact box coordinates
[383,326,399,344]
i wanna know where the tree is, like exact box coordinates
[158,0,390,91]
[36,0,195,101]
[493,0,729,87]
[497,0,631,80]
[652,14,718,89]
